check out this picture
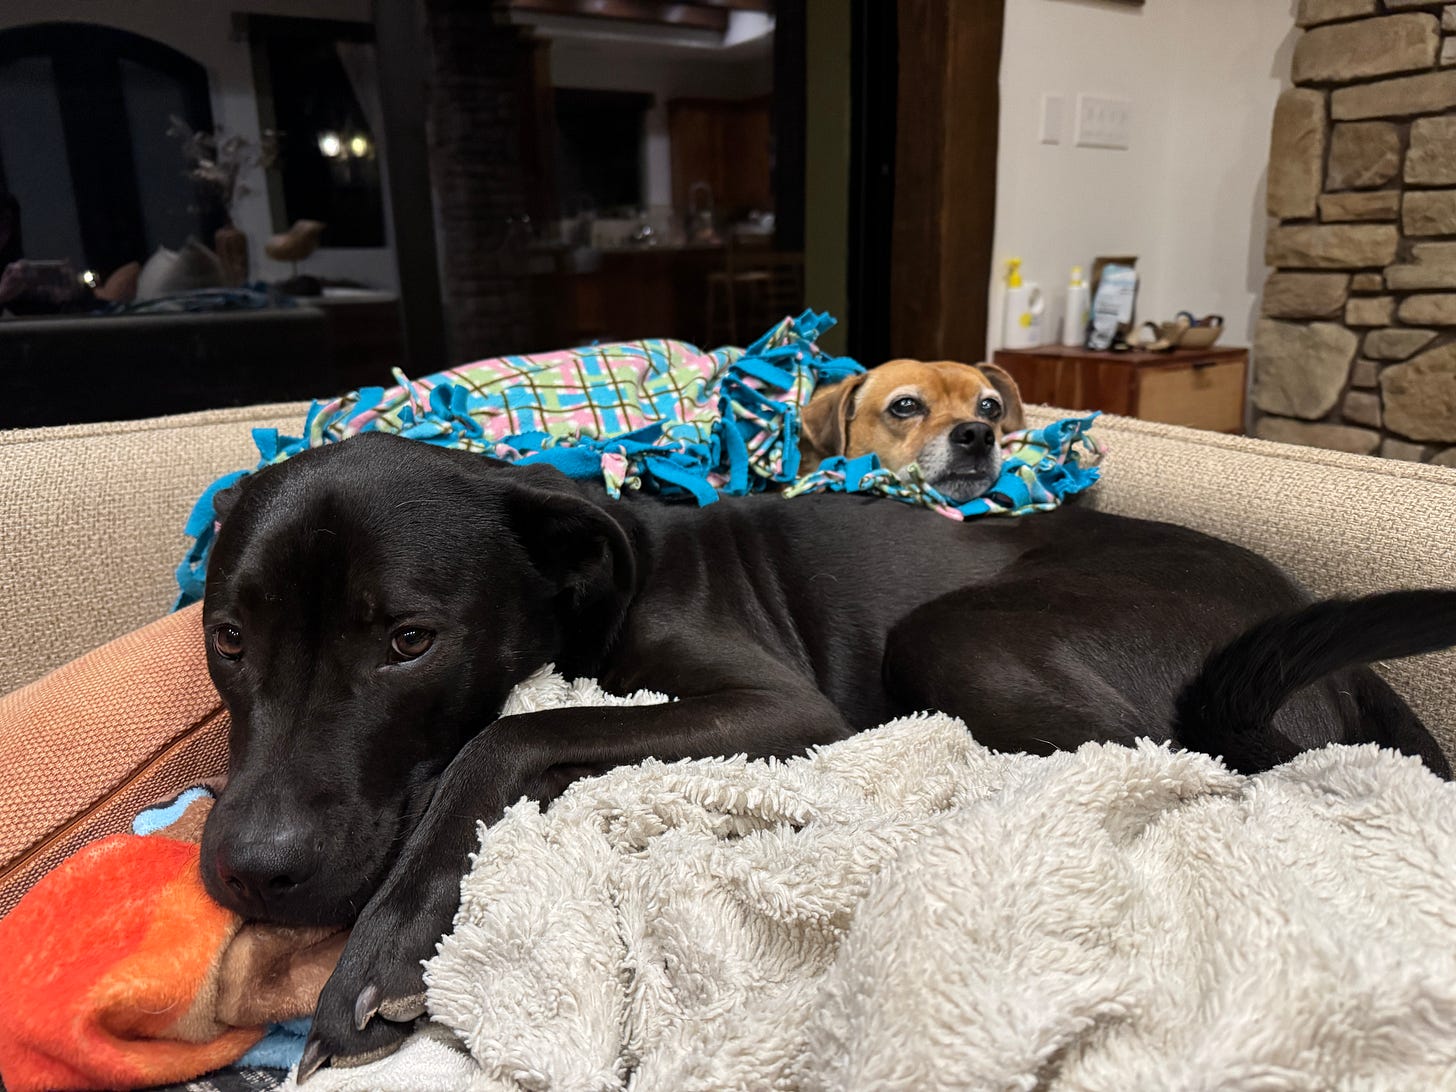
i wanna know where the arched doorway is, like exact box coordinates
[0,22,216,275]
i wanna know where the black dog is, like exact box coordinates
[197,432,1455,1077]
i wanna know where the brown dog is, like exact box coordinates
[799,359,1025,503]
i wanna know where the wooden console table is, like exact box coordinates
[992,344,1249,434]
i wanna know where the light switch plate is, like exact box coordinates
[1075,94,1132,150]
[1040,94,1065,145]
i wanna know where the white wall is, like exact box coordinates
[0,1,399,290]
[990,0,1297,354]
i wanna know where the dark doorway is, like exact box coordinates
[772,0,806,253]
[846,0,897,365]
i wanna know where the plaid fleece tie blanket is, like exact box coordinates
[175,311,1100,607]
[176,311,859,605]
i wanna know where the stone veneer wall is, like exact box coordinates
[1257,0,1456,467]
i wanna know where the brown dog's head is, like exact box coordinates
[800,359,1025,503]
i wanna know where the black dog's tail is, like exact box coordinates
[1173,589,1456,776]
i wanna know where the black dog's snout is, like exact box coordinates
[213,826,321,911]
[950,421,995,451]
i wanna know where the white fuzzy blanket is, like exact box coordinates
[291,669,1456,1091]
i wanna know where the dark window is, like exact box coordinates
[553,88,651,215]
[0,23,215,274]
[249,16,386,248]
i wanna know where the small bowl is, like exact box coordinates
[1147,317,1224,350]
[1176,325,1223,349]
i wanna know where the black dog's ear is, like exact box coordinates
[978,362,1026,432]
[800,373,868,460]
[504,478,637,620]
[212,481,244,524]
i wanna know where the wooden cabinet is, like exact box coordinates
[668,97,772,217]
[992,345,1249,434]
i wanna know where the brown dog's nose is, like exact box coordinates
[950,421,995,452]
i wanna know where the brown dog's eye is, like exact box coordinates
[978,397,1003,422]
[888,396,924,419]
[213,625,243,660]
[391,627,435,661]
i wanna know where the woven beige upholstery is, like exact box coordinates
[0,403,309,695]
[2,402,1454,754]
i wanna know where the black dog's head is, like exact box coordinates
[198,433,636,925]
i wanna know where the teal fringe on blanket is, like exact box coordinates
[783,413,1104,520]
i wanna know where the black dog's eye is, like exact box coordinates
[978,397,1003,422]
[390,627,435,661]
[213,624,243,660]
[887,396,925,419]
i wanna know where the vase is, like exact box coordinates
[214,223,249,288]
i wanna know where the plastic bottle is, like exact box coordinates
[1002,258,1046,349]
[1063,265,1090,347]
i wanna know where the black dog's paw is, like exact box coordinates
[297,904,446,1082]
[299,998,414,1083]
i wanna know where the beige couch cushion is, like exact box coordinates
[1024,407,1456,749]
[0,402,309,695]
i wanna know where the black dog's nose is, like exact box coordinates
[213,829,320,910]
[950,421,995,451]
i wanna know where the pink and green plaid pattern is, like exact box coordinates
[308,339,734,457]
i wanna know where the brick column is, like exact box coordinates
[421,0,536,362]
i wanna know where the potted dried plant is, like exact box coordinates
[168,116,279,288]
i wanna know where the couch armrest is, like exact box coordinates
[1027,406,1456,748]
[0,402,310,696]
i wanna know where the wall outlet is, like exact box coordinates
[1040,94,1065,145]
[1075,94,1132,150]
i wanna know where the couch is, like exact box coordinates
[2,401,1454,746]
[3,401,1456,1090]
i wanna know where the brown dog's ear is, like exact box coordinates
[979,363,1026,432]
[800,373,869,460]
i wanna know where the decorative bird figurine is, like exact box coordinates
[265,219,326,270]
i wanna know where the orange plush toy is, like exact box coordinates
[0,606,346,1092]
[0,829,261,1090]
[0,789,348,1092]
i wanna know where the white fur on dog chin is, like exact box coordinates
[290,668,1456,1091]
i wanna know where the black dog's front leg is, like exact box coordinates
[299,688,851,1080]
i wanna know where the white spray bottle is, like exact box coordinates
[1063,265,1090,347]
[1002,258,1046,349]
